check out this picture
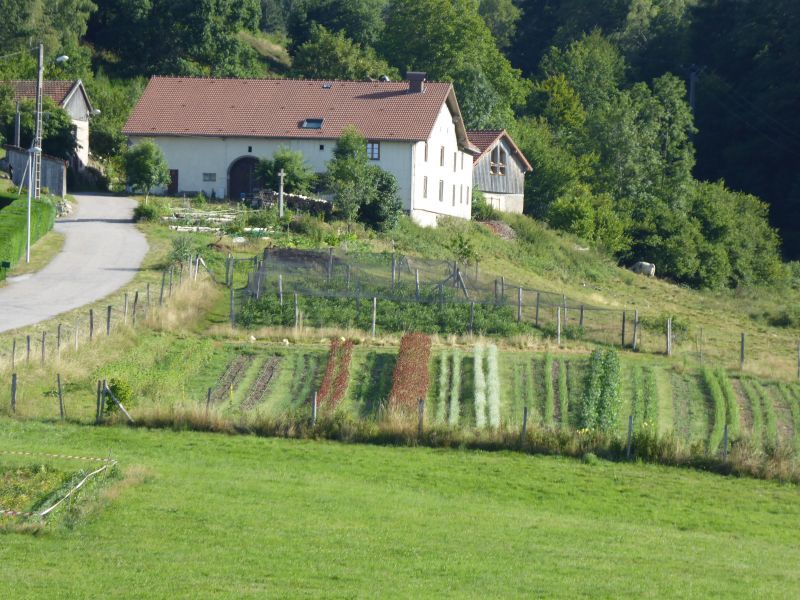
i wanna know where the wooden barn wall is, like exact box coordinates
[472,138,525,194]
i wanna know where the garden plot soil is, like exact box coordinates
[732,378,754,431]
[211,355,255,404]
[242,357,282,411]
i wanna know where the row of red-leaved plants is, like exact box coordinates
[389,333,432,411]
[317,339,354,409]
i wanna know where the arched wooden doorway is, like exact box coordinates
[228,156,258,200]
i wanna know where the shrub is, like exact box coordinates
[471,189,497,221]
[133,203,159,222]
[579,348,621,432]
[473,344,487,428]
[105,378,134,414]
[169,235,201,265]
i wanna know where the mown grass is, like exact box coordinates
[1,419,799,598]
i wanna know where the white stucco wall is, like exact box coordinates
[409,104,473,226]
[131,101,472,227]
[73,119,89,167]
[485,192,524,214]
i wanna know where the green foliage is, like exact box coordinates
[105,377,134,414]
[123,140,170,200]
[543,354,554,427]
[326,127,402,231]
[132,203,159,222]
[473,344,486,428]
[446,231,478,266]
[256,148,315,195]
[470,189,497,221]
[293,25,399,80]
[715,369,740,441]
[478,0,521,50]
[579,348,621,431]
[0,98,77,160]
[0,194,56,281]
[436,352,449,424]
[449,350,461,426]
[287,0,387,47]
[558,360,569,431]
[168,235,203,264]
[702,367,727,454]
[548,184,629,253]
[381,0,530,128]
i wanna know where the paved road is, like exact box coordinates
[0,194,148,333]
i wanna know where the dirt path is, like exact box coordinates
[242,357,282,411]
[732,378,753,433]
[211,355,255,404]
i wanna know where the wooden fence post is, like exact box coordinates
[632,310,639,351]
[11,373,17,414]
[521,405,529,444]
[229,286,235,326]
[206,387,212,413]
[557,307,562,346]
[132,292,139,326]
[159,271,166,306]
[123,293,129,324]
[391,252,397,289]
[371,297,377,338]
[95,379,102,423]
[40,331,46,366]
[501,276,505,300]
[535,292,541,327]
[106,305,112,336]
[740,333,745,370]
[57,374,64,421]
[626,415,633,459]
[417,399,425,437]
[722,423,729,461]
[278,274,283,306]
[169,267,174,297]
[415,269,421,301]
[469,302,475,335]
[312,391,318,426]
[621,311,627,348]
[89,308,94,341]
[517,287,522,322]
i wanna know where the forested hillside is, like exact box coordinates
[0,0,798,287]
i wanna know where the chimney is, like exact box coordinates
[407,71,427,94]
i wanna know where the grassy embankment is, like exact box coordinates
[0,419,798,598]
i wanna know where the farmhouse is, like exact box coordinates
[123,74,479,226]
[468,129,531,214]
[3,80,94,169]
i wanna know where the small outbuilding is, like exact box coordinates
[468,129,532,214]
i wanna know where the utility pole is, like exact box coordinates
[278,169,286,219]
[26,44,44,264]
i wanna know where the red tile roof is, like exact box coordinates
[123,76,467,145]
[3,80,78,106]
[467,129,532,172]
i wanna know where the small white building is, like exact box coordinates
[468,130,532,214]
[4,80,94,169]
[123,74,479,226]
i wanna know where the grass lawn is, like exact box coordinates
[0,231,65,282]
[0,419,798,598]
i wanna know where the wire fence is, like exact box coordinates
[227,247,644,347]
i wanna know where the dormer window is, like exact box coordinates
[300,118,324,129]
[490,145,507,176]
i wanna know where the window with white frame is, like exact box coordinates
[452,184,456,206]
[424,142,428,162]
[440,146,445,166]
[423,176,428,198]
[366,141,380,160]
[439,180,444,202]
[453,152,457,172]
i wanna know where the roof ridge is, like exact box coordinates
[148,75,452,85]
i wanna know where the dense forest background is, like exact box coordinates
[0,0,798,290]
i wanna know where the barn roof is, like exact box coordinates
[3,80,91,111]
[467,129,532,172]
[123,76,478,152]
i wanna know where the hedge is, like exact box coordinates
[0,193,57,281]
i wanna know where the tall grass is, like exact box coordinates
[643,368,659,431]
[702,367,727,454]
[487,344,500,428]
[558,360,569,431]
[449,350,462,427]
[752,380,778,448]
[543,353,554,427]
[777,384,800,452]
[715,368,741,440]
[741,378,764,448]
[525,358,536,421]
[631,365,645,426]
[437,352,449,424]
[473,344,487,428]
